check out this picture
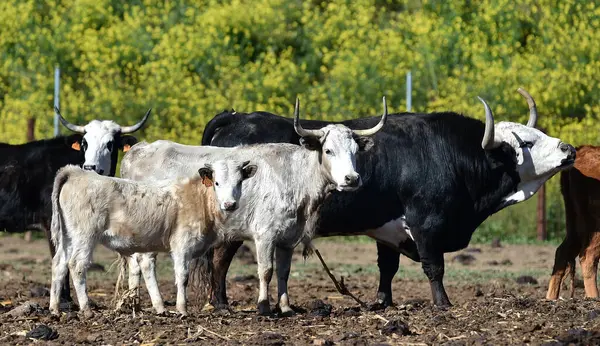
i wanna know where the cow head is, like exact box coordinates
[479,89,576,205]
[293,97,387,192]
[55,108,151,176]
[198,160,257,212]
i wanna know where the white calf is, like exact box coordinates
[48,161,257,317]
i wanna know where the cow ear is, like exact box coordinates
[66,134,83,151]
[299,136,321,151]
[353,135,374,152]
[198,166,214,187]
[242,161,258,179]
[120,135,138,152]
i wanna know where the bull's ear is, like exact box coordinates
[198,166,214,187]
[120,135,138,152]
[353,135,374,152]
[299,136,321,151]
[66,134,83,151]
[242,161,258,179]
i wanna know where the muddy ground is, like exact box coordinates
[1,235,599,345]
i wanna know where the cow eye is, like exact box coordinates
[520,141,533,149]
[107,141,114,152]
[82,139,88,151]
[215,182,219,187]
[324,149,332,155]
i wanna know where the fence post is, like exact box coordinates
[54,66,60,137]
[537,125,548,241]
[24,117,36,242]
[406,71,412,112]
[537,183,547,241]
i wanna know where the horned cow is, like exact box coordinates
[0,109,151,303]
[199,89,576,308]
[547,145,600,300]
[49,160,256,317]
[120,98,387,315]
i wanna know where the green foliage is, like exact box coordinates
[1,0,599,242]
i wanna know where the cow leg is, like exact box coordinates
[44,224,72,302]
[69,244,94,318]
[375,242,400,307]
[128,254,142,292]
[579,233,600,298]
[139,252,166,314]
[255,238,275,315]
[49,242,70,315]
[547,236,580,300]
[275,246,294,316]
[414,232,450,308]
[171,251,190,316]
[210,241,244,308]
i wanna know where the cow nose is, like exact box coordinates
[223,201,237,211]
[344,174,360,187]
[83,165,96,172]
[560,143,576,159]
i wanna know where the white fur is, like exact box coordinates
[81,120,122,175]
[365,216,413,249]
[48,161,252,317]
[494,122,572,204]
[121,124,368,315]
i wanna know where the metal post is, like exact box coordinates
[53,66,60,137]
[406,71,412,112]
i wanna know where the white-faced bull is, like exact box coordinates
[199,88,575,309]
[55,107,151,175]
[0,108,151,306]
[120,97,387,315]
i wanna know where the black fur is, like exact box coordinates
[200,109,521,307]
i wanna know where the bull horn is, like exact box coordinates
[55,106,86,133]
[517,88,537,128]
[293,97,325,138]
[120,108,152,134]
[353,96,388,136]
[478,96,499,150]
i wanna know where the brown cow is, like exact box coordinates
[547,145,600,300]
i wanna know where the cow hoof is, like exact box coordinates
[213,303,231,312]
[81,309,95,319]
[279,308,295,317]
[368,301,387,311]
[257,301,271,316]
[433,304,452,311]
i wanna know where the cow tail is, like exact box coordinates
[50,167,71,249]
[113,254,128,303]
[189,250,213,308]
[201,110,237,146]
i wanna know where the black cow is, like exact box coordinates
[0,109,151,303]
[200,90,575,308]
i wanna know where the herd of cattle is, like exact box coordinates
[1,88,598,319]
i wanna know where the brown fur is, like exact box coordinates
[547,145,600,300]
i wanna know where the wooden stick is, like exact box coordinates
[313,247,367,309]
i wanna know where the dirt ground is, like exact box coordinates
[1,235,600,345]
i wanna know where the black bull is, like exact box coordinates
[199,109,526,308]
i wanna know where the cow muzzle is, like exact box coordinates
[559,143,576,167]
[337,173,362,191]
[222,201,238,211]
[83,165,104,175]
